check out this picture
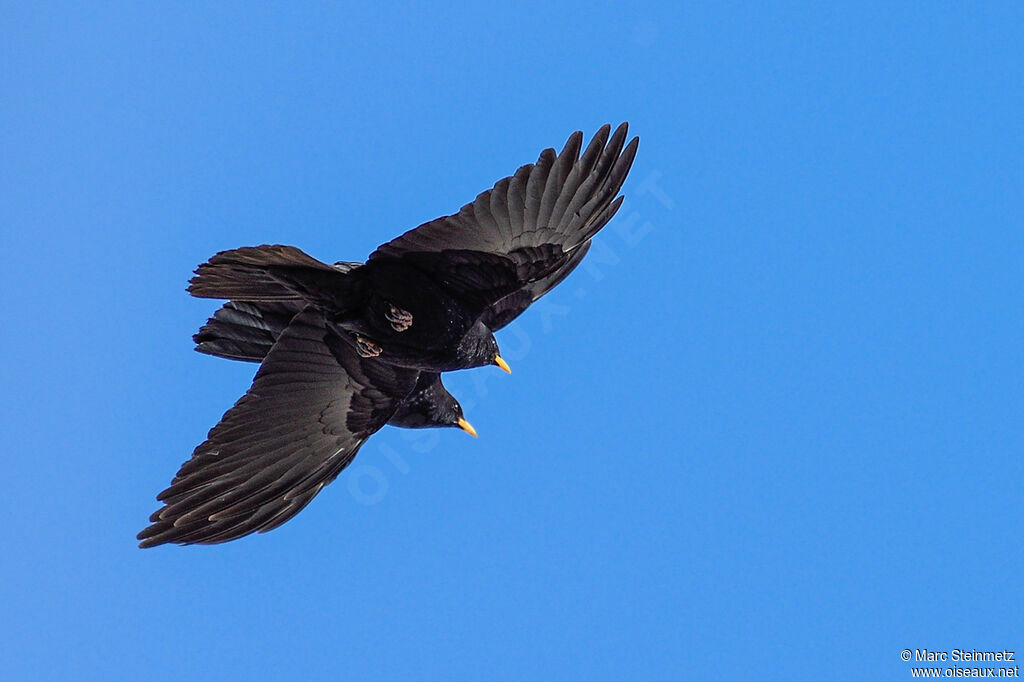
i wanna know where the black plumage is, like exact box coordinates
[193,300,474,434]
[138,307,419,547]
[139,124,638,547]
[187,123,637,373]
[190,240,593,427]
[388,372,473,435]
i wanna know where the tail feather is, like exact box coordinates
[194,301,302,362]
[188,245,348,303]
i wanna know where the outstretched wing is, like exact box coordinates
[139,307,419,547]
[370,123,637,263]
[367,123,636,319]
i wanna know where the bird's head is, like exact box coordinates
[458,321,511,374]
[390,374,477,437]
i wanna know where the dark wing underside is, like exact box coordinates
[370,123,638,262]
[480,240,592,331]
[139,307,419,547]
[385,246,567,318]
[367,123,637,316]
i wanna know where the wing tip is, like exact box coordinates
[562,130,584,160]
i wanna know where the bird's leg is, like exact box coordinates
[355,335,383,358]
[385,303,413,332]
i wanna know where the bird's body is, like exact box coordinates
[189,246,505,372]
[334,257,500,371]
[140,123,638,547]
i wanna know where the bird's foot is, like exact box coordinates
[385,304,413,332]
[355,335,383,358]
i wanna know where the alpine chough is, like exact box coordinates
[139,123,638,547]
[186,123,637,373]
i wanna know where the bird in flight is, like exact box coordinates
[139,123,639,547]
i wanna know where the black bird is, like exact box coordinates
[186,123,637,373]
[139,124,638,547]
[387,372,475,436]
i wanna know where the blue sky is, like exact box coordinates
[2,2,1022,679]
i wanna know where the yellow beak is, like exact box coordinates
[457,418,478,438]
[494,355,512,374]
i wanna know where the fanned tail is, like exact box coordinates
[193,300,302,362]
[188,245,352,305]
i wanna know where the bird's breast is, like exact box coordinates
[360,260,473,348]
